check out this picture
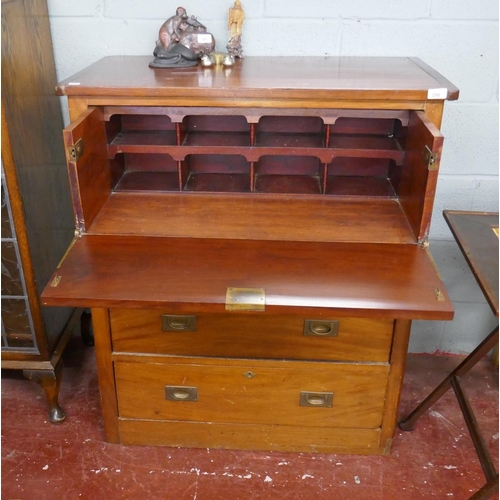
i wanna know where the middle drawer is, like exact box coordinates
[110,309,394,362]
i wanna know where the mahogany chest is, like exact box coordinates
[42,56,458,454]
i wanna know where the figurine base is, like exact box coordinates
[149,43,199,69]
[149,57,198,68]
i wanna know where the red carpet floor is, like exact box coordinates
[2,334,498,499]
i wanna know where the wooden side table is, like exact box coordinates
[399,210,499,500]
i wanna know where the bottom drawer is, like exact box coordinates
[114,356,389,429]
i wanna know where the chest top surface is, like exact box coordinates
[56,56,459,102]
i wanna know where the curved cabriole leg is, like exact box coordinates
[23,363,66,424]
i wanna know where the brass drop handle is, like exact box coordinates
[165,386,198,402]
[303,320,339,337]
[299,391,334,408]
[162,315,196,332]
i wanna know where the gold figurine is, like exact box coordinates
[228,0,244,37]
[227,1,244,58]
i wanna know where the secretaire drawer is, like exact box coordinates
[110,309,394,362]
[114,357,389,429]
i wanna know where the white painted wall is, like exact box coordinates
[47,0,499,354]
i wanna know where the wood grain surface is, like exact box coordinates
[444,211,499,316]
[56,56,459,102]
[114,358,389,427]
[42,235,453,319]
[117,418,383,454]
[110,309,395,362]
[88,193,415,243]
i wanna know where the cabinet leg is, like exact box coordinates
[491,344,499,368]
[80,309,94,346]
[23,363,66,424]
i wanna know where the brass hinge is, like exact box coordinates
[424,244,443,280]
[69,138,84,161]
[56,234,79,269]
[423,145,438,171]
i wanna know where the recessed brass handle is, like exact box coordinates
[162,315,196,332]
[165,386,198,402]
[311,323,331,334]
[299,391,334,408]
[303,320,339,337]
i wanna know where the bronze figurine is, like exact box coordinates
[150,6,215,69]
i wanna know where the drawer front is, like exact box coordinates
[110,309,394,362]
[114,358,389,429]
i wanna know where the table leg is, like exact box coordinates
[469,474,498,500]
[400,326,499,500]
[452,376,497,481]
[399,326,499,431]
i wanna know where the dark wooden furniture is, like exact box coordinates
[400,211,499,499]
[1,0,77,422]
[42,56,457,453]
